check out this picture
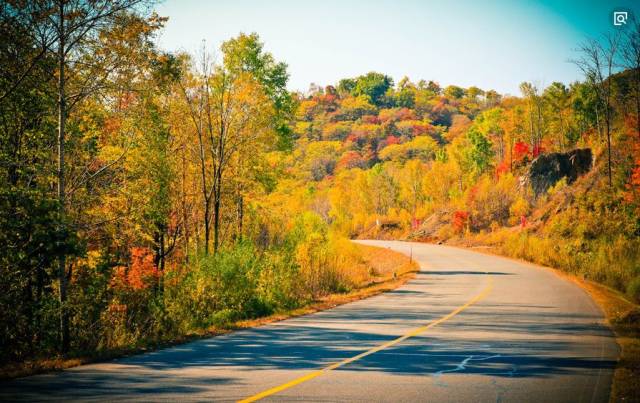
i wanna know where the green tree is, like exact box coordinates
[352,72,394,107]
[444,85,465,99]
[543,82,573,150]
[574,34,621,187]
[338,78,357,96]
[475,108,505,161]
[465,127,494,176]
[0,16,63,360]
[221,33,294,150]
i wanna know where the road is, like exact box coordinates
[1,241,618,402]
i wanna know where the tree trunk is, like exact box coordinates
[237,194,243,241]
[57,0,69,354]
[606,110,612,187]
[203,205,210,255]
[636,67,640,140]
[158,230,165,295]
[595,104,602,141]
[606,60,613,188]
[181,145,189,262]
[213,172,221,253]
[509,138,514,172]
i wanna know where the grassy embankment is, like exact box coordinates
[0,244,418,381]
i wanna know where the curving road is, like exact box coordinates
[0,241,618,402]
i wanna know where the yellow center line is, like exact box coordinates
[238,275,494,403]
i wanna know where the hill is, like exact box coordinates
[273,69,640,302]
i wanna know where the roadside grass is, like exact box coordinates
[0,244,418,381]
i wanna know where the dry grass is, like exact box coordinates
[234,244,418,329]
[0,244,418,381]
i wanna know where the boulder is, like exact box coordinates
[528,148,592,195]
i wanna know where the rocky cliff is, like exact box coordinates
[528,148,593,195]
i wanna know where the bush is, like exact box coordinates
[166,242,269,331]
[628,276,640,303]
[209,309,241,328]
[465,174,517,231]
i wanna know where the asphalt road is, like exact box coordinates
[0,241,618,402]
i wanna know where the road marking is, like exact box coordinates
[238,275,493,402]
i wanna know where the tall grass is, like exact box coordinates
[490,230,640,302]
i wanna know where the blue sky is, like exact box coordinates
[154,0,640,96]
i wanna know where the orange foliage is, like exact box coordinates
[103,117,121,136]
[495,160,509,178]
[378,107,416,123]
[452,211,470,233]
[513,141,530,162]
[385,135,400,146]
[361,115,380,124]
[532,144,544,158]
[337,151,366,170]
[111,247,158,290]
[624,145,640,211]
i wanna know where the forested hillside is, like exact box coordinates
[1,1,639,369]
[282,63,640,299]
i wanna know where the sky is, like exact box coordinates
[154,0,640,96]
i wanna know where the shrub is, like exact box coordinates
[166,243,268,331]
[628,277,640,303]
[452,211,470,233]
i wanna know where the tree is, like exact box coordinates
[571,81,600,137]
[337,78,356,96]
[379,136,438,162]
[0,13,62,360]
[484,89,502,107]
[444,85,465,99]
[466,86,485,101]
[179,42,276,254]
[2,0,155,354]
[519,82,545,153]
[465,127,494,176]
[398,160,426,216]
[475,108,505,161]
[574,34,621,187]
[367,164,398,215]
[132,94,180,287]
[622,15,640,140]
[499,105,526,170]
[221,33,294,150]
[351,72,394,107]
[395,76,416,108]
[543,82,572,150]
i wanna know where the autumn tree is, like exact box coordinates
[543,82,575,150]
[221,33,294,150]
[1,0,160,353]
[519,82,545,154]
[574,34,621,187]
[444,85,465,100]
[179,39,277,254]
[622,15,640,139]
[0,11,61,361]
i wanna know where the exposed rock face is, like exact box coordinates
[528,148,592,195]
